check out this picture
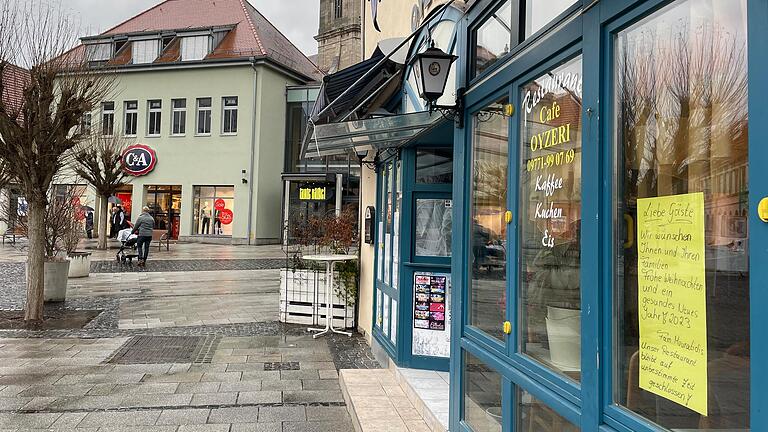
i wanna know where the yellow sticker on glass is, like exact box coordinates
[637,192,708,416]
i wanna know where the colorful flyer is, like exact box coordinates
[637,192,708,416]
[414,319,430,329]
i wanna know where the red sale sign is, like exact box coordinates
[219,208,233,225]
[214,198,226,210]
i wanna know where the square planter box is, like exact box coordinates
[279,268,355,329]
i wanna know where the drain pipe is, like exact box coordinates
[246,62,261,245]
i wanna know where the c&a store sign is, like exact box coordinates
[121,144,157,176]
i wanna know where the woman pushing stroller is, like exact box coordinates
[131,206,155,268]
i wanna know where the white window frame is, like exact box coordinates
[132,39,160,64]
[124,101,138,137]
[171,98,186,136]
[196,97,212,136]
[80,112,92,135]
[101,101,115,136]
[147,100,162,137]
[86,43,112,62]
[221,96,238,135]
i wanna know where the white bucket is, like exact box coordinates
[485,406,502,432]
[546,306,581,370]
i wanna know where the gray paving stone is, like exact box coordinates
[282,390,344,403]
[0,412,61,429]
[156,408,211,425]
[218,381,262,393]
[189,392,238,406]
[79,410,161,427]
[280,370,318,380]
[241,371,281,381]
[283,421,354,432]
[99,426,178,432]
[208,406,260,424]
[317,370,338,380]
[236,390,282,404]
[257,406,305,423]
[230,424,281,432]
[259,380,301,391]
[301,380,340,391]
[200,372,242,382]
[50,412,88,428]
[176,382,221,394]
[178,425,231,432]
[306,406,351,421]
[121,393,193,408]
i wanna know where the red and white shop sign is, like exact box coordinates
[219,208,234,225]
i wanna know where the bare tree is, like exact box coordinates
[0,0,114,321]
[70,133,129,250]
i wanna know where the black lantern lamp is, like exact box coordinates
[410,41,464,127]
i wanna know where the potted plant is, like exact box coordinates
[280,207,359,327]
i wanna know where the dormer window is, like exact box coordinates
[85,43,112,62]
[181,35,211,61]
[133,39,160,64]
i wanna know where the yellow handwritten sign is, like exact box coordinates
[637,192,707,416]
[299,187,326,201]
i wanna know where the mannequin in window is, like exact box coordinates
[214,209,222,235]
[200,203,211,234]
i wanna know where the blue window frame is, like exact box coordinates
[452,0,768,431]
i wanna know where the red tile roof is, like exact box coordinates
[96,0,321,80]
[0,63,30,116]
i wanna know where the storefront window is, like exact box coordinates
[463,352,503,432]
[524,0,577,38]
[614,1,749,429]
[473,0,512,77]
[469,98,509,341]
[415,199,452,257]
[145,185,181,239]
[517,388,578,431]
[393,161,402,289]
[384,163,394,285]
[416,148,453,184]
[519,56,583,379]
[193,186,235,236]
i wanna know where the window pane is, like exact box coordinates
[474,1,512,76]
[384,163,393,285]
[198,98,211,108]
[415,199,452,257]
[463,352,503,432]
[519,56,582,379]
[469,98,509,341]
[416,148,453,184]
[517,388,578,431]
[524,0,576,38]
[393,161,402,290]
[614,1,749,429]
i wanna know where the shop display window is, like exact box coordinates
[613,0,749,429]
[519,56,583,380]
[463,352,503,431]
[193,186,235,236]
[469,97,509,342]
[144,185,182,239]
[384,163,394,285]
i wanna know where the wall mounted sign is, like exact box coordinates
[364,206,375,245]
[219,208,234,225]
[637,192,708,416]
[299,186,327,201]
[412,272,451,358]
[121,144,157,176]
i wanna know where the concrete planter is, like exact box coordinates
[43,259,70,302]
[279,268,355,328]
[67,251,92,278]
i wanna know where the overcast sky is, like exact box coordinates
[59,0,320,56]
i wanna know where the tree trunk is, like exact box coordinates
[24,199,46,322]
[98,195,108,250]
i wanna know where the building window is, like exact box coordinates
[85,43,111,62]
[334,0,343,19]
[124,101,138,136]
[222,97,238,134]
[193,186,235,236]
[147,100,162,136]
[473,0,513,77]
[101,102,114,136]
[132,39,159,64]
[171,99,186,136]
[196,98,212,135]
[524,0,577,38]
[181,36,210,61]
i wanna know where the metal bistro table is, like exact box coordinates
[303,254,358,339]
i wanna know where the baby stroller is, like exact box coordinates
[116,227,139,264]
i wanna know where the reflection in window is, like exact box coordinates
[469,98,509,341]
[463,352,503,432]
[474,1,512,76]
[415,199,452,257]
[614,1,749,429]
[517,388,578,431]
[519,57,582,380]
[416,148,453,184]
[524,0,577,38]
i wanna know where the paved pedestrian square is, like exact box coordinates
[0,242,379,431]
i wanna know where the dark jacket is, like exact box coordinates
[132,212,155,237]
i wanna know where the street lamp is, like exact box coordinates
[409,41,464,127]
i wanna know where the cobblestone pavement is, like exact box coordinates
[90,259,286,274]
[0,244,379,431]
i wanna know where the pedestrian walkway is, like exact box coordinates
[0,242,380,431]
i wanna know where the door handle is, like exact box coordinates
[505,211,513,224]
[759,197,768,222]
[503,321,512,335]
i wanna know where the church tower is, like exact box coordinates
[315,0,362,74]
